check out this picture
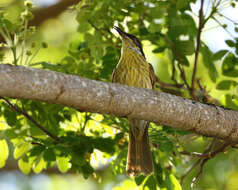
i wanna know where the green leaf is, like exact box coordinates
[160,140,174,152]
[43,148,56,162]
[225,94,238,111]
[143,175,157,190]
[201,45,218,82]
[57,156,70,173]
[222,53,238,77]
[152,47,166,53]
[33,155,45,173]
[213,50,228,61]
[93,137,115,153]
[4,128,18,139]
[135,175,146,186]
[36,62,59,71]
[225,40,236,47]
[169,174,182,190]
[14,142,31,159]
[29,145,45,157]
[0,18,15,32]
[178,55,190,66]
[139,27,149,36]
[216,80,237,90]
[150,6,166,18]
[148,23,162,33]
[153,161,163,186]
[18,158,31,175]
[0,139,9,168]
[3,107,17,126]
[176,40,195,55]
[165,171,173,190]
[81,163,94,179]
[176,0,190,10]
[77,21,91,33]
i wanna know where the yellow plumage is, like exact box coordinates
[112,50,153,89]
[112,26,156,176]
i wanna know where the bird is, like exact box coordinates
[112,26,157,176]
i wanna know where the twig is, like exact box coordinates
[81,112,90,132]
[197,79,219,104]
[180,151,207,158]
[177,63,190,91]
[180,142,229,158]
[218,13,238,25]
[0,97,61,142]
[156,76,184,89]
[212,16,235,39]
[191,141,230,186]
[180,138,216,184]
[160,35,192,96]
[31,141,44,146]
[191,157,209,187]
[180,159,202,185]
[87,20,109,39]
[191,0,205,99]
[180,139,231,185]
[214,0,223,8]
[171,61,177,84]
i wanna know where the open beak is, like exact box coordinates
[114,26,127,38]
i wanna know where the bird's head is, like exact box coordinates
[114,26,145,58]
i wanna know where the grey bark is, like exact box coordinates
[0,64,238,142]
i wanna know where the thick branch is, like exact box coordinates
[0,64,238,142]
[0,0,80,43]
[29,0,81,26]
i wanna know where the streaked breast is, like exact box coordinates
[113,51,152,89]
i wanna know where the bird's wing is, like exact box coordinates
[112,68,117,83]
[148,63,158,89]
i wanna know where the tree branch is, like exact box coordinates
[191,0,205,99]
[29,0,81,27]
[0,97,61,142]
[0,0,81,43]
[0,64,238,143]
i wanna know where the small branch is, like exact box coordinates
[162,36,192,96]
[191,141,230,186]
[180,142,230,158]
[191,0,205,99]
[180,159,202,185]
[180,138,216,184]
[31,141,44,146]
[0,97,61,142]
[156,76,184,89]
[180,151,207,158]
[87,20,118,48]
[180,139,231,185]
[212,16,235,39]
[87,20,109,39]
[171,61,177,84]
[191,158,209,187]
[218,13,238,25]
[81,112,90,132]
[177,63,190,92]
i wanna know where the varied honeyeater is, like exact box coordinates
[112,26,157,176]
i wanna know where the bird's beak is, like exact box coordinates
[114,26,127,38]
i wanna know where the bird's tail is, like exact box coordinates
[126,126,153,176]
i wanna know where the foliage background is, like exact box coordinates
[0,0,238,189]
